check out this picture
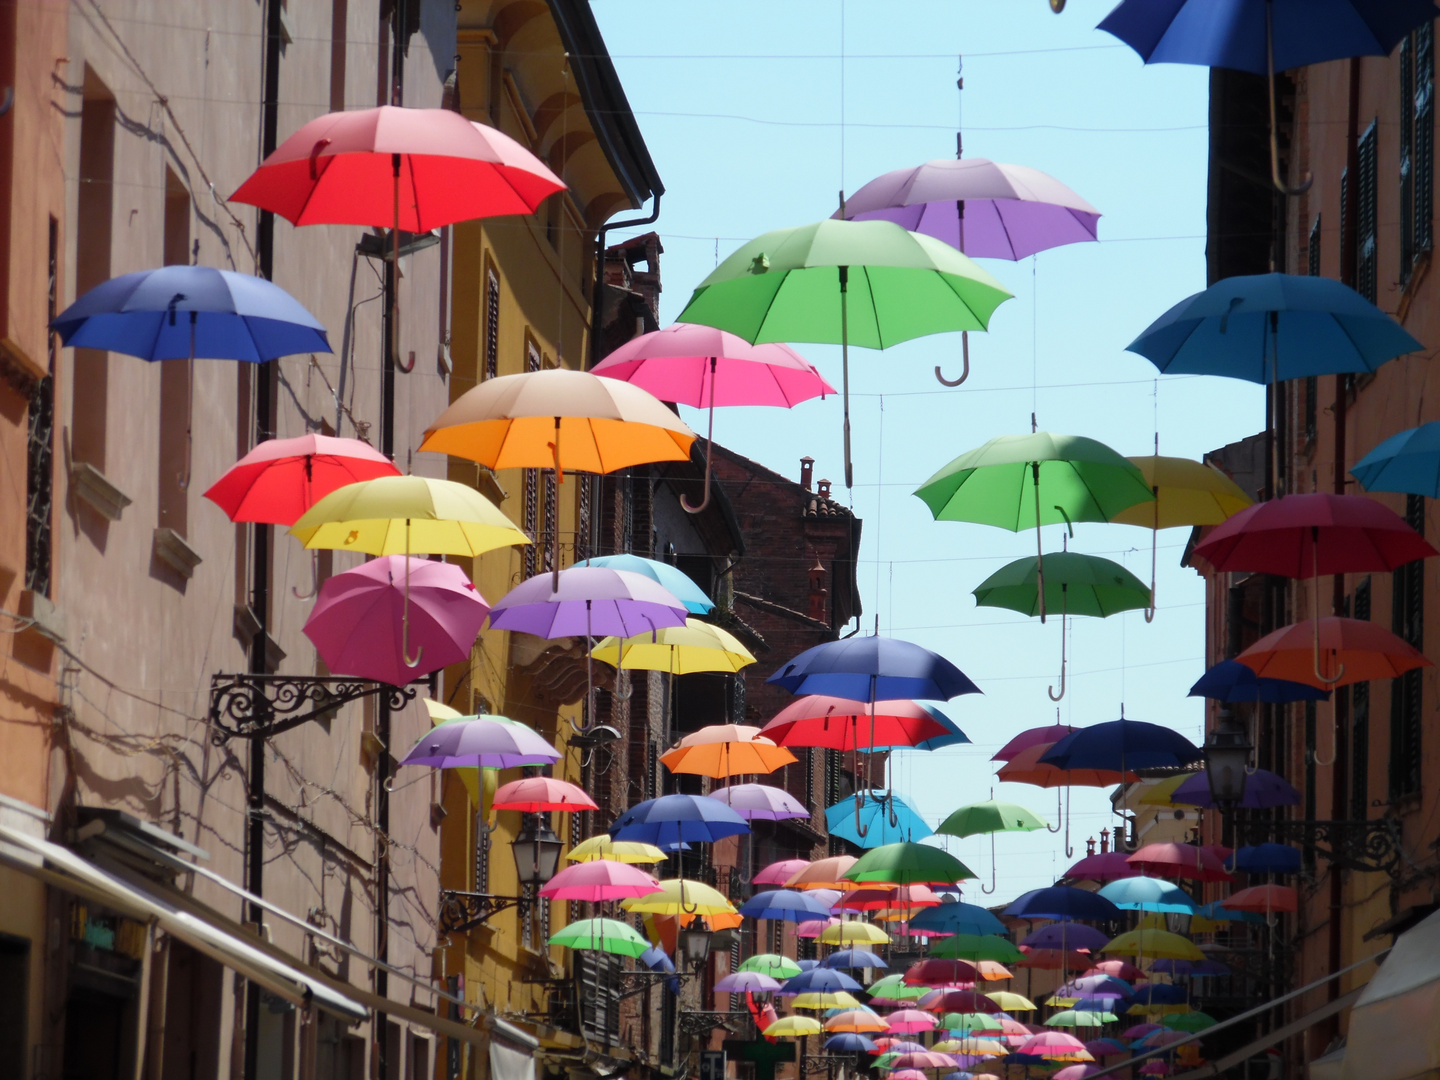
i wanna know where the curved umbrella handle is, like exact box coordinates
[979,832,997,895]
[1052,505,1074,539]
[935,331,970,386]
[1144,490,1158,623]
[1046,788,1063,834]
[1064,786,1074,858]
[292,549,320,600]
[854,795,869,840]
[1313,698,1340,767]
[1047,595,1068,702]
[1313,611,1345,686]
[683,362,717,514]
[402,520,423,668]
[680,880,699,916]
[1265,3,1312,196]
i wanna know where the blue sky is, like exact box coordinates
[591,0,1264,900]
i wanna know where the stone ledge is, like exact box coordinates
[152,527,203,579]
[71,461,132,522]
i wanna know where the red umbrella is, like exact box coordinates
[1222,884,1297,914]
[762,696,951,750]
[835,885,942,912]
[992,723,1079,762]
[492,777,598,813]
[926,990,1002,1014]
[1084,961,1144,981]
[903,959,979,987]
[1015,947,1092,972]
[204,434,400,525]
[1063,851,1141,883]
[1127,842,1232,883]
[1237,617,1430,688]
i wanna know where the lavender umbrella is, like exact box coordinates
[716,971,783,993]
[398,715,560,769]
[708,783,809,821]
[1021,923,1110,952]
[1170,768,1300,809]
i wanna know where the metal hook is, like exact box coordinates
[682,361,717,514]
[936,331,970,386]
[292,550,320,600]
[401,520,423,668]
[1046,788,1063,834]
[1064,787,1074,858]
[1144,486,1159,623]
[1053,505,1074,539]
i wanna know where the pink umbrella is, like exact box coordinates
[886,1010,940,1034]
[592,323,834,513]
[888,1071,931,1080]
[892,1053,955,1069]
[1128,842,1233,883]
[539,860,661,902]
[1018,1032,1091,1061]
[755,858,812,886]
[1122,1023,1163,1040]
[992,724,1080,762]
[492,777,597,813]
[302,555,488,685]
[1085,961,1144,982]
[905,959,979,987]
[1055,1066,1105,1080]
[1138,1063,1171,1076]
[796,917,840,939]
[1064,851,1142,883]
[874,1038,927,1053]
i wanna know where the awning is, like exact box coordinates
[0,824,367,1022]
[1342,908,1440,1080]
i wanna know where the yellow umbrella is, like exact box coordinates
[659,724,796,779]
[621,878,736,916]
[1109,453,1253,620]
[985,992,1036,1012]
[1102,929,1205,961]
[939,1038,1007,1057]
[565,835,667,865]
[592,618,756,675]
[1138,772,1198,807]
[422,698,465,721]
[793,991,863,1010]
[820,921,890,946]
[764,1016,824,1038]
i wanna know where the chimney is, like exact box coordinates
[800,456,814,491]
[816,478,831,499]
[807,560,828,623]
[1099,828,1110,854]
[1085,837,1096,857]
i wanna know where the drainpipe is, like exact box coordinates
[587,193,662,370]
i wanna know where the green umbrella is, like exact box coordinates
[940,1012,1003,1033]
[1046,1009,1116,1028]
[1162,1012,1217,1033]
[548,917,651,958]
[872,1053,902,1071]
[915,432,1153,626]
[929,933,1026,964]
[843,841,975,886]
[936,799,1050,895]
[739,953,803,979]
[677,218,1012,488]
[868,974,931,1001]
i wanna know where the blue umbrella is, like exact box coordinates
[738,889,834,921]
[1352,422,1440,498]
[767,636,981,702]
[825,792,933,848]
[856,703,972,752]
[609,793,750,846]
[1097,875,1198,914]
[1189,659,1329,704]
[1194,900,1265,925]
[1226,843,1303,875]
[1129,984,1189,1009]
[573,553,715,615]
[824,1034,879,1054]
[640,946,676,973]
[824,949,889,971]
[782,967,863,995]
[1040,719,1202,773]
[796,959,820,971]
[1125,274,1422,383]
[909,901,1007,937]
[1004,885,1123,922]
[52,265,331,362]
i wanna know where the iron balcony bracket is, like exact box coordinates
[208,673,417,743]
[677,1010,752,1039]
[438,890,522,935]
[1242,818,1406,877]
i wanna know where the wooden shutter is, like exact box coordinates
[1358,121,1379,302]
[1416,24,1434,254]
[483,267,500,380]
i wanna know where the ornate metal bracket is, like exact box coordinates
[802,1055,853,1076]
[1240,818,1406,876]
[208,673,417,743]
[438,890,521,935]
[677,1010,751,1040]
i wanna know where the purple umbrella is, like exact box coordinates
[1021,923,1110,952]
[398,715,560,769]
[708,783,809,821]
[715,971,782,993]
[303,555,490,686]
[1170,768,1300,809]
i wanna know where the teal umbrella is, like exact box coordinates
[678,218,1012,488]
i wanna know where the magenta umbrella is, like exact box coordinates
[887,1010,940,1034]
[592,323,835,513]
[302,555,488,686]
[1063,851,1141,884]
[540,860,661,902]
[796,917,841,939]
[708,783,809,821]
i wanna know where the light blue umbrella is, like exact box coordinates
[573,553,715,615]
[908,901,1006,937]
[1097,875,1198,914]
[825,792,932,848]
[1352,422,1440,498]
[1194,900,1265,925]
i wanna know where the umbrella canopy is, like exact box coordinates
[768,637,981,703]
[1126,274,1423,382]
[739,889,835,921]
[1102,930,1204,961]
[839,157,1100,261]
[826,949,890,971]
[1082,1040,1128,1060]
[1352,421,1440,498]
[659,725,794,778]
[1162,1013,1217,1034]
[398,715,559,769]
[741,954,805,979]
[621,878,735,917]
[827,793,934,848]
[909,902,1007,937]
[930,935,1025,964]
[938,800,1049,838]
[1020,924,1110,952]
[1128,843,1232,883]
[785,968,864,995]
[787,855,859,890]
[927,991,1003,1014]
[764,1016,824,1038]
[820,921,891,946]
[1171,768,1300,810]
[997,742,1134,788]
[1018,1033,1091,1061]
[640,946,675,973]
[302,556,489,685]
[1109,455,1254,529]
[715,971,782,994]
[972,553,1151,619]
[51,265,330,363]
[1004,886,1123,922]
[892,1053,954,1070]
[1064,851,1142,883]
[204,434,399,525]
[879,704,972,752]
[1047,1011,1115,1029]
[574,553,714,614]
[904,959,980,987]
[993,724,1079,761]
[939,1013,1002,1033]
[1237,616,1431,688]
[489,567,690,640]
[886,1011,942,1035]
[755,859,812,885]
[1041,720,1203,773]
[289,475,529,557]
[548,918,651,958]
[825,1033,881,1052]
[1056,1065,1107,1080]
[1086,961,1144,982]
[869,975,928,1003]
[944,1037,1008,1057]
[1054,975,1134,1000]
[609,794,750,847]
[1227,843,1304,875]
[708,784,808,822]
[985,992,1038,1013]
[1097,876,1198,914]
[1188,659,1330,704]
[539,861,660,902]
[763,695,954,750]
[492,777,597,813]
[845,843,975,886]
[1127,985,1191,1012]
[593,619,755,676]
[565,835,666,864]
[1223,885,1298,914]
[1191,901,1265,926]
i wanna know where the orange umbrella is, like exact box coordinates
[996,742,1135,788]
[1237,616,1430,688]
[787,855,859,890]
[1222,884,1297,915]
[659,724,797,778]
[1128,842,1232,883]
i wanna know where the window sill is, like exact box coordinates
[152,527,202,580]
[70,462,132,522]
[19,589,66,644]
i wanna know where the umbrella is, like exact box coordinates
[827,793,934,849]
[1004,886,1123,922]
[755,859,812,885]
[204,434,399,526]
[1042,720,1202,774]
[1191,901,1266,926]
[741,954,805,979]
[1138,773,1194,807]
[302,555,489,685]
[660,725,794,778]
[677,217,1012,487]
[939,1013,1002,1034]
[708,784,809,822]
[879,704,972,753]
[1054,976,1134,1000]
[1222,884,1298,915]
[785,968,863,996]
[763,696,955,751]
[1017,948,1093,973]
[993,724,1078,761]
[1018,1032,1092,1062]
[539,861,660,902]
[565,835,666,865]
[1086,961,1144,982]
[574,553,714,614]
[886,1070,934,1080]
[869,975,929,1003]
[1187,659,1330,704]
[916,432,1154,621]
[827,949,890,972]
[609,794,750,848]
[1128,843,1232,883]
[492,777,597,813]
[548,918,651,958]
[944,1038,1008,1058]
[593,619,754,677]
[1227,843,1303,875]
[845,843,974,887]
[1082,1040,1130,1059]
[398,715,559,769]
[909,902,1007,937]
[1063,851,1141,884]
[997,742,1135,789]
[640,946,675,974]
[1171,768,1300,810]
[886,1011,943,1035]
[825,1033,881,1052]
[1122,1023,1163,1040]
[892,1053,954,1071]
[826,1008,888,1031]
[764,1016,824,1038]
[1097,876,1198,914]
[937,800,1049,894]
[1020,924,1110,952]
[488,565,690,640]
[1162,1013,1217,1034]
[927,991,1003,1015]
[1353,421,1440,497]
[622,878,735,917]
[972,551,1149,699]
[1127,985,1191,1013]
[1102,930,1204,962]
[1237,616,1431,689]
[930,936,1025,964]
[1057,1066,1107,1080]
[904,959,980,988]
[768,638,981,702]
[1108,454,1254,619]
[739,889,836,921]
[591,322,834,511]
[820,921,891,946]
[1047,1011,1115,1029]
[715,971,783,994]
[837,884,941,914]
[984,992,1037,1013]
[787,856,860,890]
[1098,1,1435,193]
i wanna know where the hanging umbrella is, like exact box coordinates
[1020,924,1110,952]
[1086,961,1144,982]
[1056,1068,1106,1080]
[764,1016,824,1038]
[1017,948,1094,973]
[548,918,651,958]
[985,994,1036,1014]
[591,323,834,511]
[872,704,972,753]
[302,555,489,685]
[1227,843,1303,875]
[492,777,597,813]
[565,835,666,865]
[930,935,1025,964]
[715,971,783,994]
[1127,985,1192,1014]
[939,1013,1002,1034]
[739,889,836,921]
[886,1013,943,1036]
[826,1008,889,1031]
[1098,1,1435,193]
[926,991,1003,1015]
[1128,843,1232,883]
[908,901,1007,938]
[1054,975,1134,1000]
[609,794,750,848]
[1004,886,1124,922]
[892,1052,953,1069]
[787,855,860,890]
[1082,1040,1129,1060]
[763,695,955,751]
[1097,876,1198,914]
[204,434,399,526]
[820,921,891,946]
[740,954,804,979]
[1237,616,1431,689]
[574,553,715,614]
[754,859,811,886]
[660,725,795,778]
[539,861,661,902]
[993,724,1079,761]
[996,742,1135,837]
[1188,659,1330,704]
[768,638,981,702]
[1018,1033,1092,1062]
[1047,1011,1115,1030]
[1223,884,1298,915]
[827,793,934,849]
[1171,768,1301,810]
[826,949,891,972]
[622,878,736,918]
[916,433,1154,621]
[677,217,1013,487]
[398,715,559,769]
[785,968,865,996]
[937,799,1049,895]
[1109,454,1254,619]
[904,960,980,988]
[943,1037,1008,1058]
[795,991,864,1011]
[593,619,755,677]
[1191,901,1266,927]
[1041,720,1202,773]
[825,1033,881,1052]
[1162,1013,1218,1034]
[708,784,809,821]
[1102,930,1204,962]
[1138,773,1196,807]
[1063,851,1142,884]
[1352,421,1440,497]
[844,843,975,887]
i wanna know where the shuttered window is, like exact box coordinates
[1351,578,1372,818]
[574,952,621,1042]
[1390,496,1424,799]
[483,268,500,380]
[1358,121,1379,303]
[522,340,542,577]
[1401,24,1435,282]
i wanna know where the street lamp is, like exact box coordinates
[678,926,712,967]
[1202,708,1253,810]
[512,816,564,889]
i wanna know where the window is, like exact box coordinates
[1351,578,1372,818]
[73,73,116,470]
[575,475,592,562]
[26,220,57,597]
[542,471,557,572]
[1390,496,1424,799]
[1357,120,1379,303]
[158,168,192,537]
[1401,23,1435,281]
[483,268,500,381]
[522,339,542,577]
